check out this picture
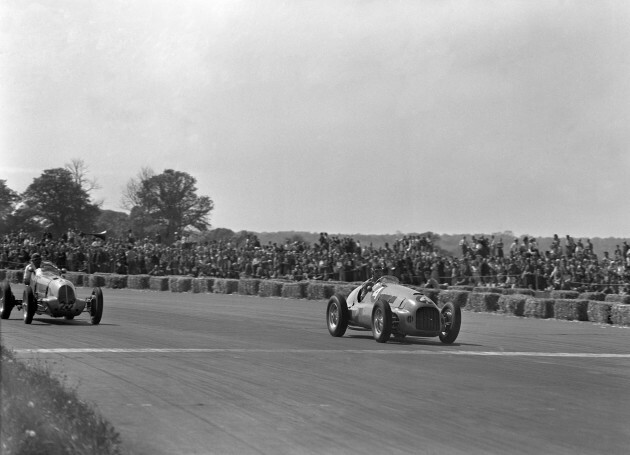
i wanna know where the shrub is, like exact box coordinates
[524,298,555,319]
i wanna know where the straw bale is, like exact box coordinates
[497,294,529,316]
[332,283,356,299]
[6,270,23,284]
[524,298,554,318]
[169,277,192,293]
[306,282,336,300]
[550,290,580,300]
[473,287,503,294]
[191,278,214,293]
[213,278,239,294]
[468,292,501,312]
[415,287,441,303]
[106,274,127,289]
[578,292,605,301]
[258,280,284,297]
[448,285,474,292]
[88,274,107,288]
[605,294,630,304]
[502,288,535,296]
[553,299,589,321]
[438,290,470,309]
[611,304,630,326]
[587,301,613,324]
[238,279,261,296]
[128,275,150,290]
[149,276,169,291]
[64,272,85,287]
[281,282,309,299]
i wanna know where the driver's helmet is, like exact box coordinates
[31,252,42,266]
[372,266,385,280]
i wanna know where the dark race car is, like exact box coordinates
[1,261,103,325]
[326,275,461,343]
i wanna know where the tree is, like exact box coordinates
[0,180,20,233]
[65,158,101,194]
[15,168,101,237]
[125,169,213,243]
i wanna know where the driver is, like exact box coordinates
[358,266,385,302]
[24,252,42,286]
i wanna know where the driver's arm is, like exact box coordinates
[23,265,34,285]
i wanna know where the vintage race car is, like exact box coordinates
[0,261,104,325]
[326,275,461,343]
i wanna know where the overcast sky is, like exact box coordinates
[1,0,629,238]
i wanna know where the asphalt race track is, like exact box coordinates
[2,285,629,455]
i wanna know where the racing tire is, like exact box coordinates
[372,300,392,343]
[23,287,36,325]
[64,315,75,320]
[327,293,348,337]
[1,282,15,319]
[90,287,103,325]
[439,302,461,344]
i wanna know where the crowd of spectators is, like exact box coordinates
[2,229,629,294]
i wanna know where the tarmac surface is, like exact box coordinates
[1,285,629,455]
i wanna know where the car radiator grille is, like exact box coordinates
[416,307,441,331]
[58,284,76,305]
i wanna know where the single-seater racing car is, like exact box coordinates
[326,275,460,343]
[1,261,104,325]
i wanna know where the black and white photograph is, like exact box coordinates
[1,1,629,454]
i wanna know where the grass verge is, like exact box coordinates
[0,342,122,455]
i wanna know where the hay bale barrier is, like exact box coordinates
[192,277,214,294]
[611,304,630,326]
[88,274,107,288]
[578,292,605,302]
[550,290,580,300]
[128,275,150,290]
[587,301,613,324]
[605,294,630,305]
[438,290,470,309]
[524,298,555,319]
[306,282,336,300]
[468,292,501,312]
[170,276,192,293]
[213,278,239,295]
[105,274,127,289]
[553,299,589,321]
[497,294,528,316]
[238,279,261,296]
[258,280,284,298]
[149,276,169,292]
[281,282,309,299]
[501,288,535,297]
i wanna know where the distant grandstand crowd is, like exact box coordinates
[2,229,629,294]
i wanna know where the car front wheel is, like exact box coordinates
[90,288,104,325]
[372,300,392,343]
[1,282,15,319]
[23,287,36,324]
[327,293,348,337]
[439,302,461,344]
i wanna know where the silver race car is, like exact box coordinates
[326,275,461,343]
[1,261,103,325]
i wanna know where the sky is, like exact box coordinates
[1,0,629,239]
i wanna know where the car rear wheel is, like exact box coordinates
[90,288,103,325]
[327,293,348,337]
[23,287,36,324]
[64,315,75,320]
[1,282,15,319]
[372,300,392,343]
[439,302,461,344]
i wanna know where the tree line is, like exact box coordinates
[0,159,213,244]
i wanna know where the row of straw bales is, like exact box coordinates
[2,269,629,326]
